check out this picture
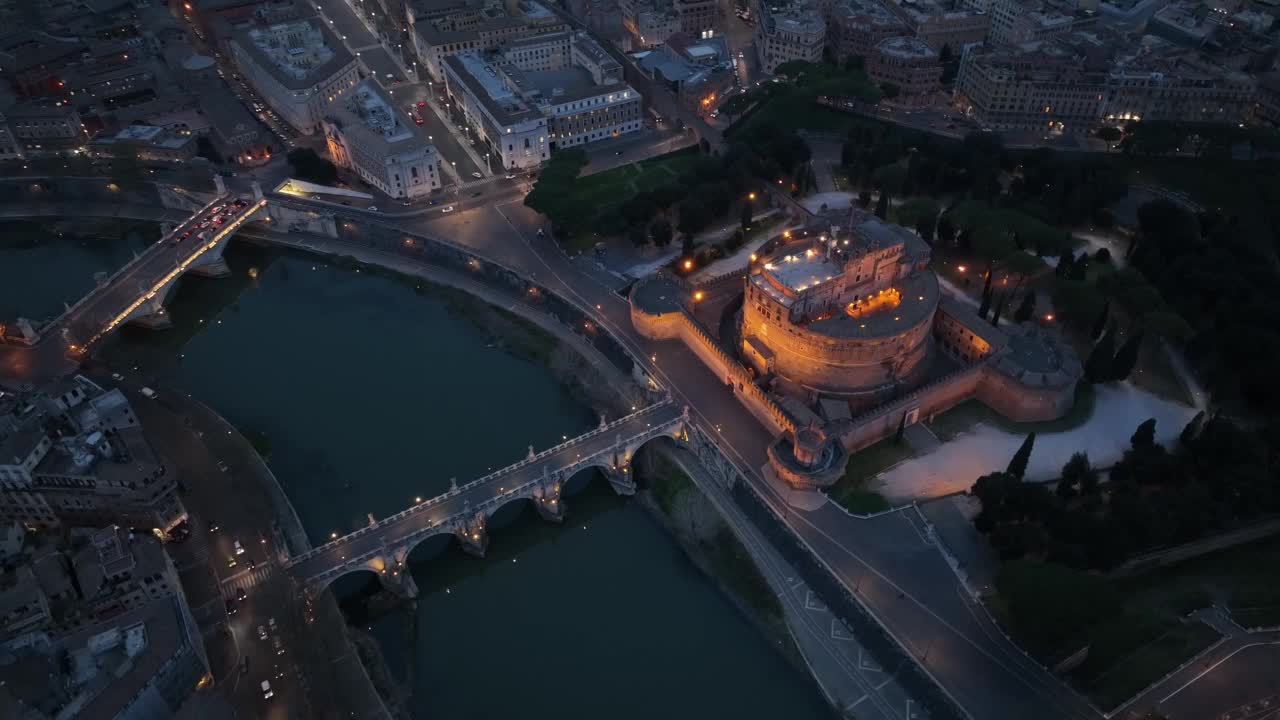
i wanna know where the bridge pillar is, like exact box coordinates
[369,548,418,599]
[532,468,565,523]
[186,232,232,278]
[605,433,637,496]
[454,512,489,557]
[126,292,173,330]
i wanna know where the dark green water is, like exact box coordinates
[2,222,833,720]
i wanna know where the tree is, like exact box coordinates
[677,197,711,236]
[874,190,889,219]
[1084,325,1117,383]
[1110,328,1144,381]
[741,201,753,230]
[1090,300,1110,340]
[681,233,695,258]
[1007,432,1036,480]
[1180,411,1205,449]
[1096,126,1123,144]
[978,284,993,319]
[628,223,648,248]
[286,148,338,185]
[1014,290,1037,323]
[649,218,673,247]
[937,215,955,246]
[879,82,900,99]
[1056,250,1075,278]
[1131,418,1157,450]
[996,560,1121,658]
[990,292,1007,327]
[1068,253,1089,281]
[1059,452,1098,499]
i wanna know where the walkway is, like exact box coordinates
[285,401,683,587]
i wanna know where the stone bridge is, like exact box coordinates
[281,400,732,598]
[0,186,267,382]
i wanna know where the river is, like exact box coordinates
[1,222,834,720]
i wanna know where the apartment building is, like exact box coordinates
[753,0,827,73]
[882,0,990,50]
[989,0,1075,44]
[0,377,186,533]
[827,0,908,64]
[227,17,360,135]
[412,0,569,81]
[323,79,442,199]
[869,36,942,105]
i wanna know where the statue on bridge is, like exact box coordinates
[450,477,458,493]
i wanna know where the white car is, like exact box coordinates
[261,681,273,700]
[505,173,516,179]
[258,625,268,640]
[441,205,455,213]
[233,540,244,555]
[471,172,483,179]
[368,205,379,212]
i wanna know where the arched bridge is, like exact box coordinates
[283,400,693,598]
[0,192,267,382]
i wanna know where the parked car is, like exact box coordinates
[234,539,244,555]
[441,205,455,213]
[218,461,229,473]
[261,681,273,700]
[236,587,247,602]
[471,172,483,179]
[368,205,379,212]
[258,625,268,640]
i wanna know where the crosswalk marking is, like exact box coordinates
[221,565,275,599]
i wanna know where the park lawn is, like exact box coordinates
[823,437,908,514]
[925,383,1096,442]
[1069,617,1220,710]
[554,149,701,251]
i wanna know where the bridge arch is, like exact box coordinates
[313,566,381,599]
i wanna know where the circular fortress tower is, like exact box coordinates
[740,215,938,401]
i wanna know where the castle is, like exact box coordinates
[630,208,1082,489]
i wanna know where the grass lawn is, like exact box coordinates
[823,437,909,514]
[926,382,1096,442]
[1049,535,1280,708]
[1071,618,1220,710]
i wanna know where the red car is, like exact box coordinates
[415,117,424,125]
[416,101,426,108]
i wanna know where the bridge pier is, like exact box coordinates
[454,512,489,557]
[532,469,565,522]
[127,296,173,330]
[603,466,637,496]
[377,567,419,599]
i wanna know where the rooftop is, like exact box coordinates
[761,245,841,295]
[876,35,937,58]
[233,17,354,90]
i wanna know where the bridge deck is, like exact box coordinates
[285,400,684,585]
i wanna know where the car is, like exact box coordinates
[710,111,719,119]
[197,221,210,229]
[208,521,219,532]
[261,681,274,700]
[211,205,224,213]
[234,539,244,555]
[140,387,157,399]
[273,636,284,655]
[111,372,123,381]
[196,232,208,241]
[536,228,545,237]
[614,150,623,156]
[181,230,193,239]
[402,201,411,206]
[226,599,237,616]
[227,556,237,568]
[268,617,277,630]
[428,198,440,205]
[218,461,229,473]
[471,172,483,179]
[416,101,427,108]
[212,217,224,227]
[258,625,268,640]
[505,173,516,179]
[236,587,247,602]
[368,205,379,212]
[441,205,454,213]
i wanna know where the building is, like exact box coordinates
[956,30,1258,133]
[3,100,87,154]
[0,30,86,97]
[197,84,273,165]
[411,0,569,82]
[227,17,360,135]
[625,3,683,47]
[633,32,737,112]
[753,0,827,73]
[0,527,207,719]
[0,376,186,533]
[629,208,1082,490]
[1146,0,1222,45]
[868,36,942,105]
[87,123,196,162]
[882,0,990,50]
[673,0,718,34]
[989,0,1076,44]
[323,79,443,199]
[826,0,908,64]
[442,31,642,169]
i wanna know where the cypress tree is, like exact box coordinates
[1084,324,1117,383]
[1090,300,1110,340]
[1056,251,1075,278]
[1007,432,1036,480]
[978,284,993,319]
[1013,290,1036,323]
[990,292,1007,327]
[1069,254,1090,281]
[1180,410,1205,449]
[1111,328,1144,381]
[875,190,889,219]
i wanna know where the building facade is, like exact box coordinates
[323,79,442,199]
[868,36,941,106]
[227,18,360,135]
[412,0,569,82]
[753,0,827,74]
